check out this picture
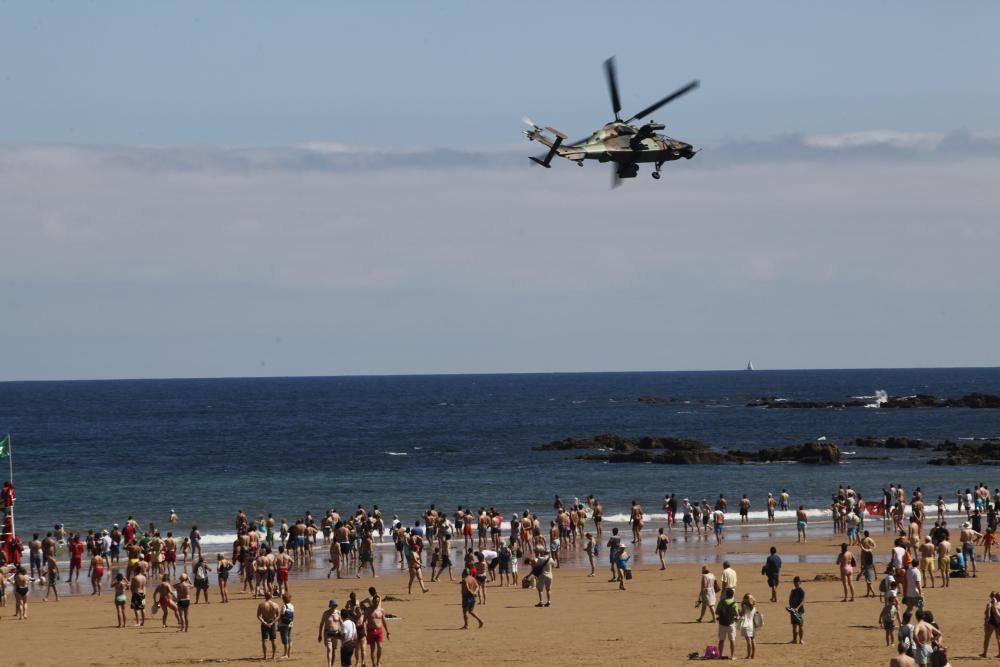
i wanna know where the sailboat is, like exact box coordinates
[745,360,754,371]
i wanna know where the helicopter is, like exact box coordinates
[523,57,699,186]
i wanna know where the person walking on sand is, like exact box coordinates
[175,573,193,632]
[981,591,1000,659]
[796,506,808,543]
[460,568,484,629]
[256,590,281,661]
[531,548,554,607]
[763,546,782,602]
[740,593,760,659]
[721,561,738,599]
[787,576,805,644]
[404,533,428,595]
[656,528,669,570]
[715,587,739,660]
[836,542,856,602]
[318,600,342,667]
[698,565,718,622]
[615,545,631,590]
[152,574,180,628]
[339,608,358,667]
[365,592,390,665]
[217,553,234,602]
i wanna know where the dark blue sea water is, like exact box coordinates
[3,368,1000,546]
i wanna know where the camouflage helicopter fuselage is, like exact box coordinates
[524,57,698,183]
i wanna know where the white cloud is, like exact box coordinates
[1,135,999,378]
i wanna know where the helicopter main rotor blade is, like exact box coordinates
[604,57,622,121]
[626,80,699,123]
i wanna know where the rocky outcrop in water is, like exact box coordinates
[927,440,1000,465]
[536,434,840,465]
[748,393,1000,409]
[851,437,935,449]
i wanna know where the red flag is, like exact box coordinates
[865,501,885,517]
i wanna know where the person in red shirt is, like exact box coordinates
[69,534,85,581]
[1,481,15,509]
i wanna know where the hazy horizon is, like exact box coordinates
[3,3,999,381]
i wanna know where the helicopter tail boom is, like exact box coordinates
[523,123,569,168]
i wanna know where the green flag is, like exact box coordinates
[0,434,8,459]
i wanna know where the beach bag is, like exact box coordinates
[521,575,534,589]
[593,543,600,557]
[752,609,764,629]
[624,569,633,580]
[713,579,721,594]
[703,645,720,659]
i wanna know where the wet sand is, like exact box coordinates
[3,521,997,666]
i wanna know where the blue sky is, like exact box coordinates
[2,2,1000,380]
[2,2,998,146]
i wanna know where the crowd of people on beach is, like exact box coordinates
[5,481,1000,665]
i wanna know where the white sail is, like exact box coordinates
[746,360,754,371]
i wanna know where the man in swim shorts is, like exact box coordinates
[460,568,484,629]
[130,568,147,626]
[257,590,281,661]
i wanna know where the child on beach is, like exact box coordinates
[879,580,901,646]
[180,537,190,562]
[112,573,129,627]
[616,546,631,591]
[44,554,59,601]
[983,527,996,562]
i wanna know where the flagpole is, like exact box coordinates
[5,434,12,550]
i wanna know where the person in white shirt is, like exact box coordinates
[339,611,357,667]
[902,561,923,614]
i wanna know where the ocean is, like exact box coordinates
[4,367,1000,548]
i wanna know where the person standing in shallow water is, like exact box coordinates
[797,506,808,543]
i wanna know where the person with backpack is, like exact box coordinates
[530,549,553,607]
[715,587,739,659]
[740,593,761,659]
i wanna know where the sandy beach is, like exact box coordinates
[3,524,996,666]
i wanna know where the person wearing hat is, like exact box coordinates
[318,599,342,667]
[961,521,982,578]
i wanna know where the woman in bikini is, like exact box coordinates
[113,573,129,628]
[13,565,30,619]
[836,542,856,602]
